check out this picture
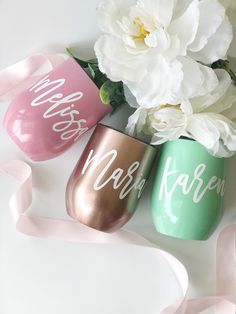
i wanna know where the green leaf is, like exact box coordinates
[100,81,123,104]
[94,72,107,88]
[100,81,112,104]
[87,58,98,64]
[87,62,99,75]
[88,63,96,79]
[99,81,129,112]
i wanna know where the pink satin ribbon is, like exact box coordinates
[0,53,67,102]
[0,159,236,314]
[0,54,236,313]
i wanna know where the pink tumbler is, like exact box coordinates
[4,58,111,161]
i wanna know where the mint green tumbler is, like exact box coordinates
[151,139,227,240]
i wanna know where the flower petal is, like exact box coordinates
[95,35,147,82]
[137,0,176,27]
[190,69,232,112]
[127,57,183,107]
[178,57,204,99]
[126,107,147,135]
[97,0,136,36]
[145,28,169,51]
[172,0,194,19]
[150,106,187,144]
[189,16,233,63]
[178,57,218,100]
[168,0,199,56]
[191,69,232,113]
[188,0,225,52]
[123,85,138,108]
[195,64,220,96]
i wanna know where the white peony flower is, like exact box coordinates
[95,0,233,107]
[126,69,236,157]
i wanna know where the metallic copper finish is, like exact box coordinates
[66,124,157,232]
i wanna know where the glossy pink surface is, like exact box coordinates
[4,58,111,161]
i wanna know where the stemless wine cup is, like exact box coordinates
[66,124,157,232]
[151,138,227,240]
[4,58,111,161]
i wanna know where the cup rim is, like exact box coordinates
[97,123,157,151]
[70,57,105,95]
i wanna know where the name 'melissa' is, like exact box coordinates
[30,75,88,141]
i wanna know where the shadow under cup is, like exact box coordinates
[151,138,227,240]
[66,124,157,232]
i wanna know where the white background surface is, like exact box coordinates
[0,1,236,313]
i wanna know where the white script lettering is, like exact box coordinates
[30,75,88,141]
[159,157,225,203]
[82,149,146,200]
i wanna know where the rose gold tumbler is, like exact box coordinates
[66,124,157,232]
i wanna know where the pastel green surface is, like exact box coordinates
[151,139,227,240]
